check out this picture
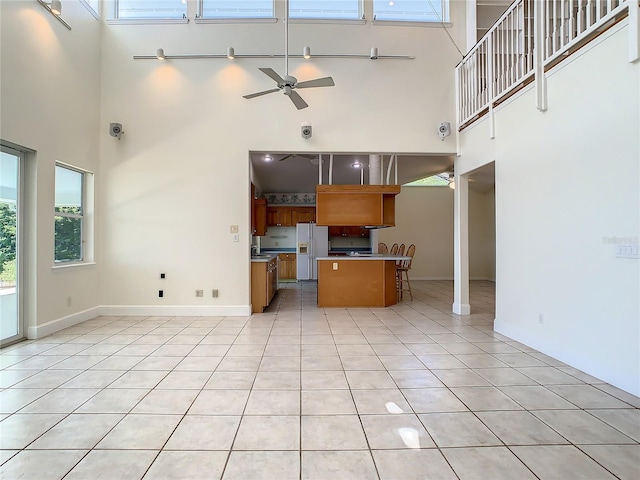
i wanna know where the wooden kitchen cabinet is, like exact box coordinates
[292,207,316,224]
[251,257,278,313]
[267,207,293,227]
[316,185,400,227]
[328,226,370,238]
[278,253,297,280]
[267,206,315,226]
[254,198,267,236]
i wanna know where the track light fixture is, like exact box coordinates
[37,0,71,29]
[50,0,62,15]
[156,48,166,60]
[134,49,413,61]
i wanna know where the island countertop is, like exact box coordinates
[317,255,410,261]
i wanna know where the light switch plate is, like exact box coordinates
[230,225,239,234]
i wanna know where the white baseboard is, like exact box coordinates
[101,305,252,317]
[411,277,454,281]
[28,306,102,339]
[28,304,252,340]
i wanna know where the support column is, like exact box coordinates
[453,173,471,315]
[369,155,382,185]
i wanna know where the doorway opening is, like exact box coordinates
[0,145,25,346]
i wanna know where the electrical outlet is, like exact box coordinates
[196,290,203,297]
[160,273,166,279]
[212,289,219,298]
[158,290,164,298]
[230,225,239,234]
[333,262,338,270]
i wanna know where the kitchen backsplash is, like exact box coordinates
[259,226,297,249]
[329,236,371,249]
[261,193,315,205]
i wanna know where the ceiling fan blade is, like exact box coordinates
[286,90,308,110]
[296,77,335,89]
[243,88,280,99]
[259,67,285,84]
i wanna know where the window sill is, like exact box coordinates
[107,18,189,25]
[194,17,277,24]
[289,18,366,25]
[372,20,452,28]
[52,261,96,271]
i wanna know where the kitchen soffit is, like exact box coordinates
[251,153,456,193]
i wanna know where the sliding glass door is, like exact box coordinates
[0,146,23,346]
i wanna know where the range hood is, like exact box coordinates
[315,185,401,228]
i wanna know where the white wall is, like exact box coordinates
[378,185,495,280]
[97,1,467,312]
[469,187,496,281]
[458,24,640,395]
[378,186,454,279]
[0,1,102,333]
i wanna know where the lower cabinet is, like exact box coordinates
[251,257,278,313]
[278,253,297,280]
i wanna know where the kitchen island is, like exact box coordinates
[316,255,410,308]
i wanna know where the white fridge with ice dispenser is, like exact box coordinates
[296,223,329,280]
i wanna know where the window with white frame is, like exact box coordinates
[200,0,274,18]
[373,0,448,23]
[116,0,187,19]
[54,165,90,264]
[289,0,361,20]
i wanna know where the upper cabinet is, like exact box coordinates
[251,183,268,236]
[316,185,400,227]
[267,206,316,227]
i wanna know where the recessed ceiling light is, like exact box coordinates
[388,1,395,6]
[352,160,362,168]
[263,154,273,162]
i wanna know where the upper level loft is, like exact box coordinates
[457,0,638,132]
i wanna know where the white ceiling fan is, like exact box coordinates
[243,0,335,110]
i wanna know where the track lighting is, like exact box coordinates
[352,161,362,169]
[156,48,166,60]
[37,0,71,29]
[50,0,62,15]
[263,155,273,162]
[134,48,414,61]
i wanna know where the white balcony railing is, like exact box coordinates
[456,0,633,129]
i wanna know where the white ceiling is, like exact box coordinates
[251,152,496,194]
[251,152,455,193]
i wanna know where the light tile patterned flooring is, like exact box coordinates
[0,280,639,479]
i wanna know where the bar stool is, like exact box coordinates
[390,243,399,255]
[397,244,415,301]
[378,242,389,254]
